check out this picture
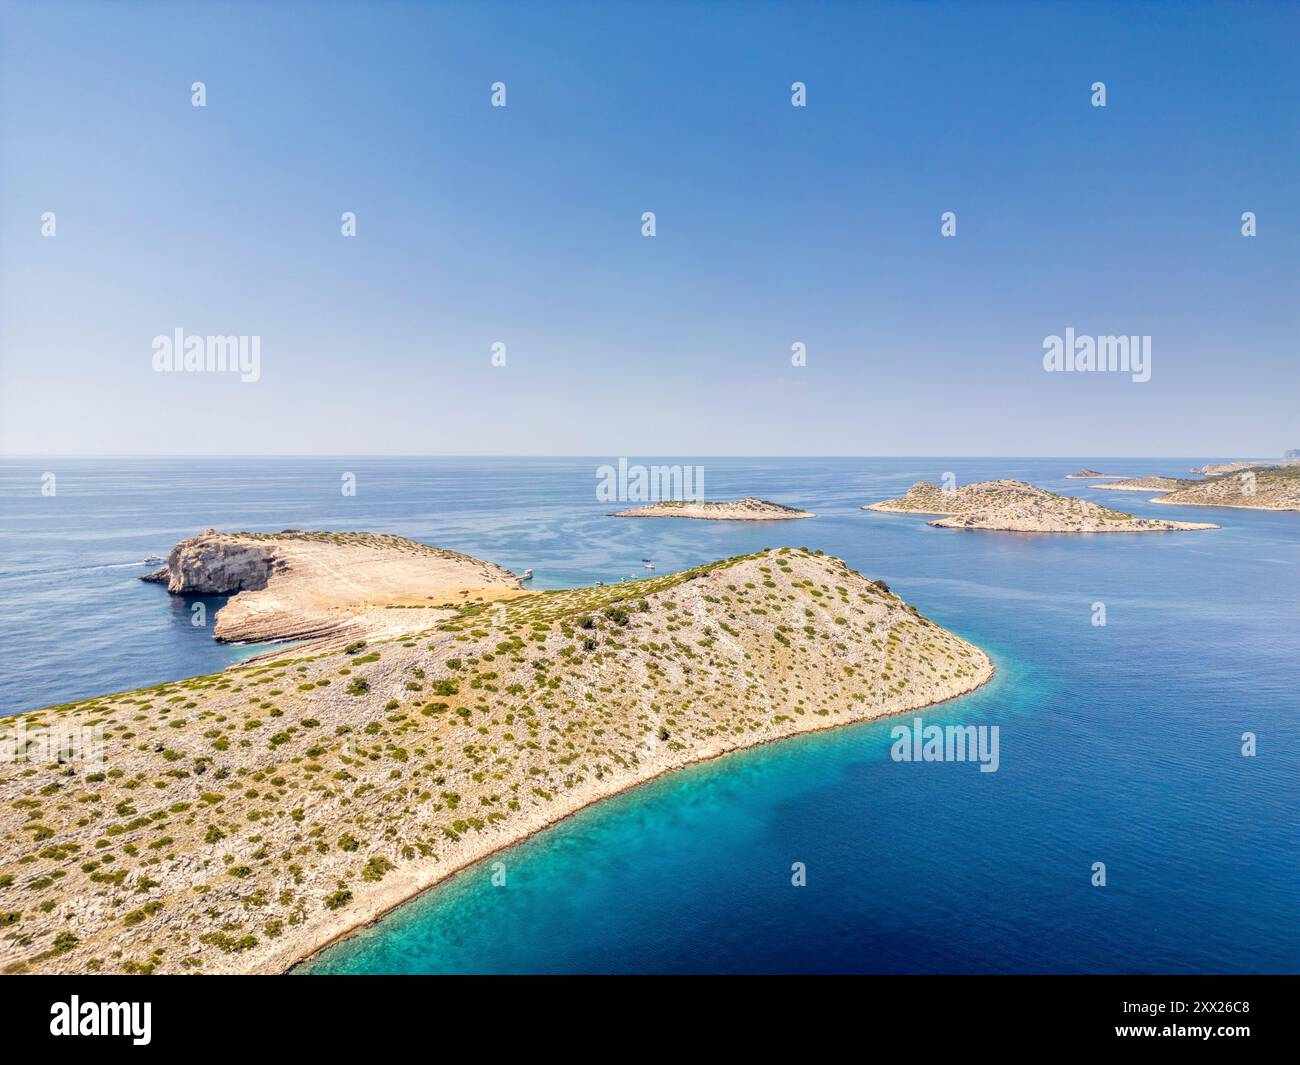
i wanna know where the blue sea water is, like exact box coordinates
[1,456,1296,973]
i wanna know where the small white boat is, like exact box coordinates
[520,568,534,581]
[643,559,655,570]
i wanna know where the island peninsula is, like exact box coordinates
[0,540,989,975]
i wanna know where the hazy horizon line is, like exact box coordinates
[1,453,1282,462]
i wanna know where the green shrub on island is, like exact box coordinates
[362,856,394,882]
[199,931,258,953]
[50,932,79,956]
[122,901,162,927]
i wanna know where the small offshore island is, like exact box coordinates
[0,538,990,975]
[865,480,1218,532]
[1065,468,1117,479]
[611,497,814,520]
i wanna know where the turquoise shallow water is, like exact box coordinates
[2,457,1296,972]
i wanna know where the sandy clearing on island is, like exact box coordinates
[149,531,528,646]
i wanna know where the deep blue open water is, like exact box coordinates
[1,457,1295,972]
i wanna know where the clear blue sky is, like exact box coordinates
[1,0,1296,457]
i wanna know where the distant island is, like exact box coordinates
[1065,468,1118,479]
[611,497,814,520]
[1150,466,1300,511]
[1188,452,1299,476]
[1089,476,1186,493]
[864,479,1218,532]
[1096,468,1300,512]
[1,540,989,975]
[1190,454,1300,476]
[142,529,525,644]
[1189,461,1274,476]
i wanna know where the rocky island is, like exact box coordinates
[0,543,990,975]
[142,530,525,645]
[1065,468,1117,479]
[864,480,1218,532]
[610,497,814,520]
